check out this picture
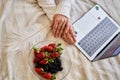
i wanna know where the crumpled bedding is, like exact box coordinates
[0,0,120,80]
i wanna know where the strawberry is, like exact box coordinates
[39,59,48,64]
[42,73,52,79]
[41,46,45,52]
[37,52,45,59]
[33,43,63,80]
[33,47,40,57]
[44,46,53,52]
[51,52,60,58]
[35,67,44,74]
[45,51,51,59]
[33,49,39,57]
[33,57,39,63]
[48,43,57,48]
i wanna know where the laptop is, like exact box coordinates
[73,5,120,61]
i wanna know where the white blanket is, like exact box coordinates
[0,0,120,80]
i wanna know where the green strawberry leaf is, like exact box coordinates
[57,47,63,55]
[44,58,48,61]
[58,51,62,55]
[45,51,49,56]
[52,48,56,52]
[33,47,40,53]
[51,74,56,80]
[57,43,61,47]
[57,47,63,52]
[48,59,54,63]
[33,47,40,51]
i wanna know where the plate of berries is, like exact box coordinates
[28,41,71,80]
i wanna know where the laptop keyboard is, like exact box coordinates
[78,17,119,56]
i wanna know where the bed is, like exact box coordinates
[0,0,120,80]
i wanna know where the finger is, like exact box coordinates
[50,17,56,29]
[62,34,71,44]
[52,20,59,37]
[50,20,54,29]
[58,19,66,37]
[54,22,61,37]
[71,26,77,37]
[55,19,65,37]
[64,22,70,33]
[69,26,76,42]
[72,26,77,38]
[66,33,75,44]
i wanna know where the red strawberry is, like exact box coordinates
[51,52,60,58]
[37,52,45,59]
[33,57,39,63]
[39,59,48,64]
[44,46,53,52]
[35,67,43,74]
[41,46,45,52]
[42,73,52,79]
[33,47,40,57]
[34,50,38,57]
[48,43,57,48]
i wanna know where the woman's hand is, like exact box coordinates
[50,14,70,37]
[50,14,76,44]
[61,23,76,44]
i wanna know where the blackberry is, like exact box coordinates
[59,67,63,71]
[47,58,63,73]
[56,63,61,67]
[46,63,51,68]
[35,63,43,68]
[56,67,60,71]
[34,57,63,74]
[43,66,48,72]
[51,69,58,73]
[51,69,56,73]
[55,58,61,63]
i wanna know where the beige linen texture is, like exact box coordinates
[0,0,120,80]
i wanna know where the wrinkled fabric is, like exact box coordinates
[0,0,120,80]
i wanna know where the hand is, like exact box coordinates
[61,25,76,44]
[50,14,70,37]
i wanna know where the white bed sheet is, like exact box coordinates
[0,0,120,80]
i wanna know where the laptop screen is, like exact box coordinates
[78,17,119,57]
[73,5,120,60]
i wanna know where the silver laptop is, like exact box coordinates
[73,5,120,61]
